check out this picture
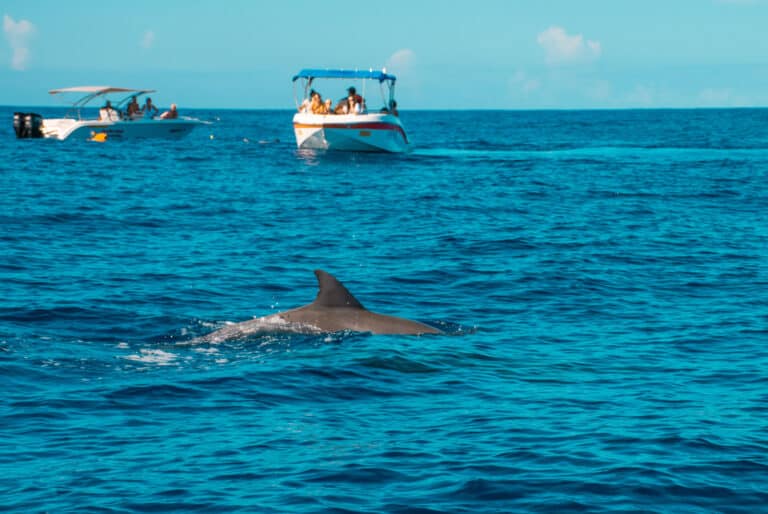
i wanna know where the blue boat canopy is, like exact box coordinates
[292,68,396,83]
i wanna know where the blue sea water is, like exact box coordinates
[1,106,768,513]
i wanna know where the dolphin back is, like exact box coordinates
[187,269,442,343]
[307,269,441,335]
[312,269,366,309]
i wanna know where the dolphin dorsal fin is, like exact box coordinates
[312,269,365,310]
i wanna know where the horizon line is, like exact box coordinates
[2,105,767,112]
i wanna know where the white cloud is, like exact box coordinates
[627,85,655,107]
[699,88,732,105]
[698,88,749,107]
[3,14,35,70]
[510,70,540,93]
[141,30,155,49]
[537,26,601,65]
[587,80,612,101]
[385,48,415,74]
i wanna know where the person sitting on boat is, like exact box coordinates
[126,96,141,118]
[381,99,399,116]
[309,91,323,114]
[299,89,317,113]
[346,86,365,114]
[309,91,332,115]
[160,103,178,119]
[334,97,349,114]
[99,100,120,121]
[142,97,159,118]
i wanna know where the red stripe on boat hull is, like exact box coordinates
[293,121,408,143]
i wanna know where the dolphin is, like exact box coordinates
[189,269,441,343]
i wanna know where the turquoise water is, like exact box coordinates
[2,107,768,512]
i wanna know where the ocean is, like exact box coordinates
[1,107,767,513]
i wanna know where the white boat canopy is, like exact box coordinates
[49,86,156,95]
[48,86,157,118]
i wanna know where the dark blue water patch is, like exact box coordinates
[105,383,206,403]
[381,505,446,514]
[355,355,442,374]
[299,464,409,485]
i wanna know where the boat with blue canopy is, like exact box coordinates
[291,68,409,153]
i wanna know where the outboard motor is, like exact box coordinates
[14,112,44,138]
[13,112,24,138]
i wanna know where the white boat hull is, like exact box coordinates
[293,112,409,153]
[41,117,204,141]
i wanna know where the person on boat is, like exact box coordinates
[99,100,120,121]
[142,97,159,118]
[346,86,365,114]
[384,100,399,116]
[310,91,332,114]
[160,104,178,119]
[126,96,141,118]
[299,89,317,113]
[309,91,323,114]
[334,97,349,114]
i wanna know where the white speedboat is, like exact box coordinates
[292,69,410,153]
[14,86,206,141]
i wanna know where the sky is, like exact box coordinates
[2,0,768,109]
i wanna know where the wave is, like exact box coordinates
[413,145,768,162]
